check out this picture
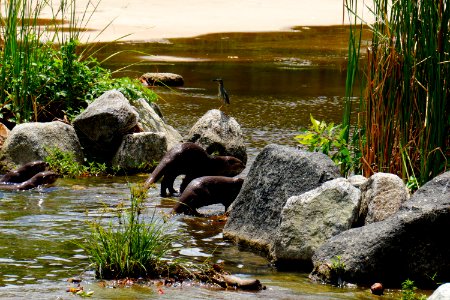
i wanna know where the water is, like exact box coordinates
[0,26,405,298]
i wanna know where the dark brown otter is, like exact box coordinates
[144,142,244,197]
[0,161,48,183]
[172,176,244,216]
[0,171,59,191]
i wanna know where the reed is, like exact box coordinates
[344,0,449,185]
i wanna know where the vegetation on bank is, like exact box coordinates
[0,0,156,127]
[299,0,449,188]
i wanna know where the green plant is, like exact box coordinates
[329,255,346,287]
[401,279,427,300]
[44,147,107,177]
[0,0,157,125]
[295,114,360,176]
[80,184,175,279]
[344,0,450,185]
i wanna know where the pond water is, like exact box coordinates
[0,26,406,299]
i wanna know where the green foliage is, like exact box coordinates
[329,255,346,287]
[44,147,107,177]
[401,279,427,300]
[295,115,360,176]
[0,0,157,125]
[80,184,175,279]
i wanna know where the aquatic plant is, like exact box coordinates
[344,0,450,185]
[0,0,156,125]
[81,184,176,279]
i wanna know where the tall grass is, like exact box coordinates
[0,0,155,125]
[344,0,449,185]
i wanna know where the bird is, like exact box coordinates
[212,78,230,108]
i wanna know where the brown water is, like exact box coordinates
[0,26,407,299]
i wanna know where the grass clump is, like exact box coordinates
[80,184,175,279]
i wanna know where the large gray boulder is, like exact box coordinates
[359,173,410,225]
[111,132,167,172]
[310,171,450,288]
[186,109,247,164]
[0,121,83,169]
[73,90,138,162]
[223,144,341,253]
[271,178,360,266]
[131,98,182,150]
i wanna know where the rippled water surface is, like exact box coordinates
[0,27,407,299]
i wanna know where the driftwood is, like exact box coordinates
[213,274,264,291]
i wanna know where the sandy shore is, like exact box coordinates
[39,0,373,42]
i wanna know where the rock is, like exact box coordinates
[139,72,184,87]
[347,174,367,188]
[186,109,247,164]
[271,178,360,266]
[310,171,450,288]
[72,90,138,162]
[111,132,167,172]
[223,144,341,254]
[0,122,9,149]
[370,282,384,295]
[359,173,410,225]
[131,98,182,150]
[428,283,450,300]
[0,121,83,169]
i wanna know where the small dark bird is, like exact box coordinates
[212,78,230,107]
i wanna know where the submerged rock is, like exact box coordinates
[187,109,247,164]
[223,144,340,255]
[310,171,450,288]
[140,72,184,87]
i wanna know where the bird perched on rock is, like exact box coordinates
[212,78,230,108]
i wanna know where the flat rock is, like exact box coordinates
[140,72,184,87]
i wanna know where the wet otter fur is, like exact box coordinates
[0,161,48,183]
[172,176,244,216]
[144,142,244,197]
[0,171,59,191]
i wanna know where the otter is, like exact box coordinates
[144,142,244,197]
[0,171,59,191]
[172,176,244,216]
[0,161,48,183]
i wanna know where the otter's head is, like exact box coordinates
[216,156,245,176]
[32,171,60,186]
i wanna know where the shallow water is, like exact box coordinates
[0,27,409,299]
